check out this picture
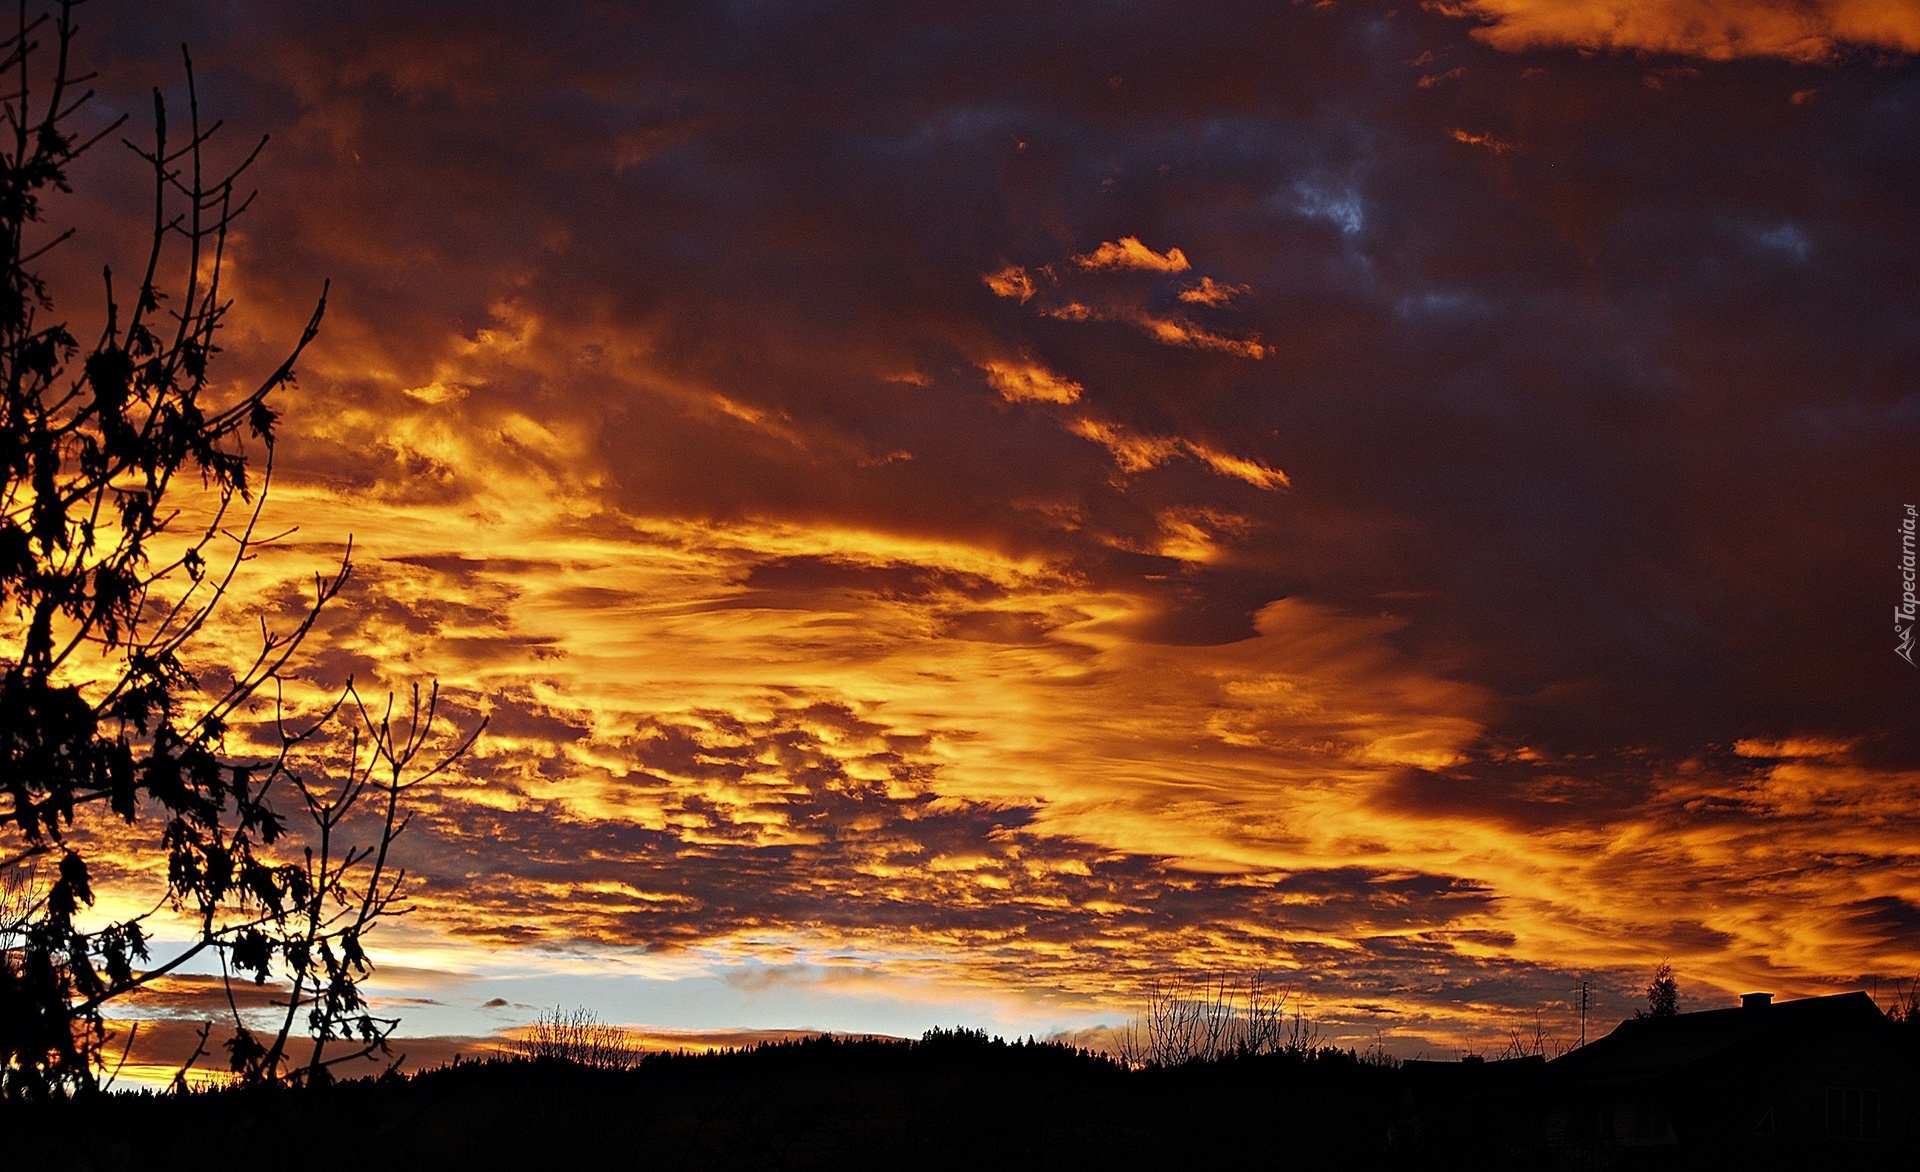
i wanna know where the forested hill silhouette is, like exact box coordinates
[3,1031,1402,1171]
[5,1002,1918,1170]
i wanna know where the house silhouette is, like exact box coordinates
[1544,991,1917,1165]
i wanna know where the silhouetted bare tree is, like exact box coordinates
[514,1006,639,1069]
[0,3,479,1097]
[1497,1010,1565,1059]
[1112,971,1316,1067]
[1881,978,1919,1041]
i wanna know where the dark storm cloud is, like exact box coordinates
[740,557,1010,606]
[1847,895,1920,940]
[1373,759,1661,832]
[70,3,1916,764]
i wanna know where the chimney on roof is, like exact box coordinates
[1742,992,1774,1010]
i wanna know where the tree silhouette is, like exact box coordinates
[0,3,479,1096]
[1635,961,1679,1019]
[1111,971,1316,1066]
[513,1006,640,1070]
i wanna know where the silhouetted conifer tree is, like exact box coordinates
[1635,961,1679,1019]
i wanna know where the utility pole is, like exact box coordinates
[1578,980,1591,1048]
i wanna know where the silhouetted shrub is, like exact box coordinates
[512,1006,638,1069]
[1111,970,1321,1066]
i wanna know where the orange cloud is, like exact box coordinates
[1068,417,1184,473]
[1073,236,1191,273]
[1176,276,1250,306]
[1446,0,1920,62]
[1135,314,1272,359]
[980,358,1084,404]
[989,245,1265,357]
[1068,417,1289,489]
[1184,443,1292,491]
[1731,736,1855,759]
[982,264,1036,301]
[1452,127,1519,154]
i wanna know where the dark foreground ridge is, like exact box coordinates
[5,1000,1917,1171]
[4,1033,1400,1171]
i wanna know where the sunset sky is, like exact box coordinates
[38,0,1920,1076]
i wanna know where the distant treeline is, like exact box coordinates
[4,1031,1415,1171]
[12,1023,1913,1171]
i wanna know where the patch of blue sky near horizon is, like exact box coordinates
[109,909,1818,1093]
[104,925,1116,1046]
[98,919,1632,1090]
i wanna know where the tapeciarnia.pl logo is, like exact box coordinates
[1900,504,1917,667]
